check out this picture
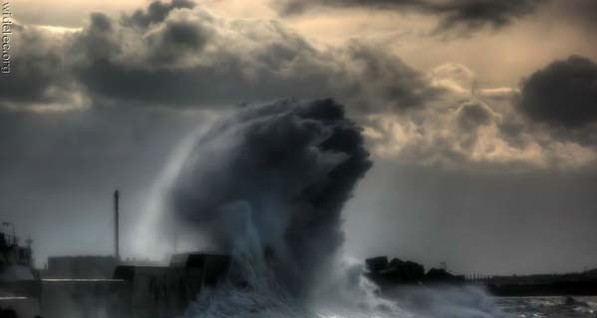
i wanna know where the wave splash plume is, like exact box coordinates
[159,98,503,318]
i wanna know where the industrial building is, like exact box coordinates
[0,191,232,318]
[36,252,230,318]
[43,255,120,279]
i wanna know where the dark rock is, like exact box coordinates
[425,268,464,283]
[378,258,425,283]
[402,260,426,282]
[366,256,426,285]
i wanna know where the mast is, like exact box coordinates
[114,190,120,260]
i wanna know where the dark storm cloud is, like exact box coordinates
[123,0,196,29]
[3,0,595,174]
[454,101,494,153]
[272,0,545,36]
[167,99,371,295]
[364,91,597,171]
[73,6,438,110]
[1,0,439,112]
[519,55,597,128]
[0,25,84,110]
[457,101,492,132]
[345,43,438,111]
[359,54,597,170]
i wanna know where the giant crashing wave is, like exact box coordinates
[161,98,506,318]
[164,98,392,316]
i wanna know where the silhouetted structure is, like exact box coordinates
[113,252,230,318]
[0,229,41,317]
[42,255,119,279]
[0,191,232,318]
[36,252,231,318]
[365,255,464,290]
[0,231,33,270]
[425,268,462,282]
[114,190,120,261]
[467,271,597,296]
[41,278,129,318]
[365,256,597,297]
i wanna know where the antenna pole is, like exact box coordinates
[114,190,120,260]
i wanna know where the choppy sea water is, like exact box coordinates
[496,297,597,318]
[381,286,597,318]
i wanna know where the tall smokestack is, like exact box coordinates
[114,190,120,260]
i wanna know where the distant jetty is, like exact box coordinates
[365,256,597,297]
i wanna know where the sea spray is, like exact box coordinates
[185,200,317,318]
[166,98,372,298]
[183,201,404,318]
[150,98,506,318]
[133,123,216,259]
[384,285,509,318]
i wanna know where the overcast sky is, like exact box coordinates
[2,0,597,275]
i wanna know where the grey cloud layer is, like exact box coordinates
[272,0,545,36]
[0,25,85,111]
[2,0,597,171]
[3,3,436,111]
[364,60,597,170]
[123,0,196,29]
